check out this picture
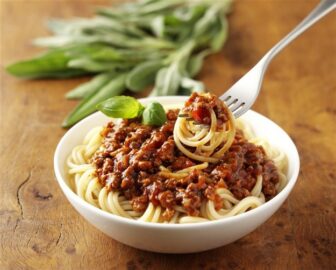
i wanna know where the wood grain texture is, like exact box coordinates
[1,0,335,269]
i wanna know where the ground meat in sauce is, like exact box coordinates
[184,92,229,127]
[93,96,280,221]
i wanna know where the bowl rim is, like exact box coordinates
[54,96,300,229]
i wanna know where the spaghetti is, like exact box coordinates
[174,93,236,163]
[66,93,287,224]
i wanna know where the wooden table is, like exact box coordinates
[1,0,335,269]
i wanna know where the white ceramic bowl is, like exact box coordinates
[54,96,300,253]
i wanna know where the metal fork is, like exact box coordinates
[221,0,336,118]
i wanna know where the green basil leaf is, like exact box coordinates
[97,96,144,119]
[126,60,163,92]
[142,101,167,126]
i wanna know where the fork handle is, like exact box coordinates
[262,0,336,65]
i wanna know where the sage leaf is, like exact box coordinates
[151,16,165,38]
[6,49,86,79]
[181,77,205,92]
[66,72,115,99]
[187,49,211,77]
[62,73,126,127]
[68,58,132,72]
[194,5,218,38]
[210,17,228,53]
[134,0,183,16]
[126,60,163,92]
[174,4,206,23]
[151,64,181,96]
[97,8,124,19]
[150,40,194,96]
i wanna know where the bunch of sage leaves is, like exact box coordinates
[6,0,232,127]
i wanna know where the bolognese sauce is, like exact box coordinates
[93,94,280,221]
